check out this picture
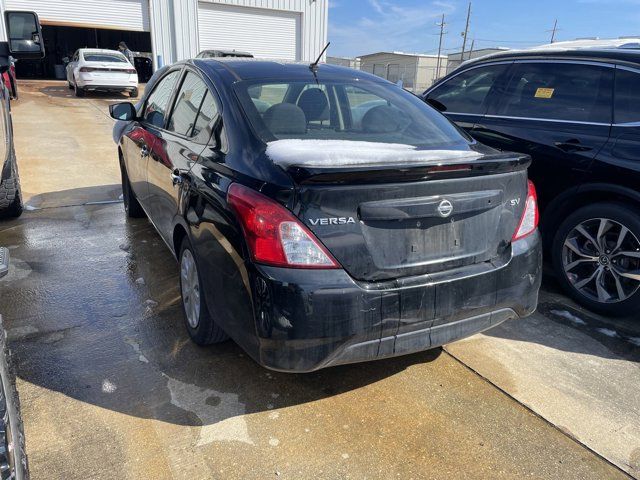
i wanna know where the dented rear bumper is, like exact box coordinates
[251,232,542,372]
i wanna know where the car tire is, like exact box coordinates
[129,88,138,98]
[552,202,640,316]
[120,161,145,218]
[73,79,85,98]
[0,170,24,219]
[8,76,18,101]
[179,238,229,346]
[67,81,73,90]
[0,318,29,480]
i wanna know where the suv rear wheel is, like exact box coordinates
[552,202,640,316]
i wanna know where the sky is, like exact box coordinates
[328,0,640,58]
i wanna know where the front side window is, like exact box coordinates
[143,70,180,128]
[614,68,640,124]
[497,62,613,123]
[426,64,508,114]
[235,79,468,148]
[167,72,209,137]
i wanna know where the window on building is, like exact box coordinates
[497,62,613,123]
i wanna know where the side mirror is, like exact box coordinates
[5,11,45,60]
[109,102,137,121]
[426,97,447,112]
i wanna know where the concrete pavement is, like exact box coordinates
[0,80,635,479]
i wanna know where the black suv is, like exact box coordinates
[423,45,640,316]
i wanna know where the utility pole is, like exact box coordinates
[435,14,446,81]
[550,19,558,43]
[467,38,475,61]
[460,2,472,61]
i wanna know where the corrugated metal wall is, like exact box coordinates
[197,0,328,62]
[198,3,301,60]
[0,0,327,69]
[5,0,151,31]
[149,0,200,69]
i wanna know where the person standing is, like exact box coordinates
[118,41,135,66]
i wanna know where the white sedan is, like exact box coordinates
[66,48,138,98]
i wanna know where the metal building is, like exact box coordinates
[446,47,509,74]
[0,0,328,78]
[358,51,447,93]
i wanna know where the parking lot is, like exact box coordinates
[0,81,638,479]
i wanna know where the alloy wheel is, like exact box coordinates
[180,249,201,328]
[562,217,640,303]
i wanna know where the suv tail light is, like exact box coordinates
[227,184,340,269]
[512,180,539,241]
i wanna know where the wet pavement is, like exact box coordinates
[0,81,636,479]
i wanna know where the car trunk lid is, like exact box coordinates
[282,150,530,282]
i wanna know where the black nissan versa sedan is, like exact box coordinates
[423,45,640,316]
[110,59,542,372]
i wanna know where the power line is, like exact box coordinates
[546,19,560,43]
[435,14,447,81]
[460,2,472,61]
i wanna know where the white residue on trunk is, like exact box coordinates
[266,139,482,169]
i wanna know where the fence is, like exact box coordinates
[355,63,445,93]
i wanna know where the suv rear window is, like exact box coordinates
[234,79,468,148]
[614,68,640,124]
[496,62,613,123]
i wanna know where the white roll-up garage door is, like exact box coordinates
[5,0,150,31]
[198,3,301,61]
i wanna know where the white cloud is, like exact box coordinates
[330,0,457,57]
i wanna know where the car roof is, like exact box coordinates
[461,45,640,68]
[80,48,124,55]
[193,58,389,83]
[199,49,253,57]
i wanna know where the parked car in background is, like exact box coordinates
[423,42,640,316]
[66,48,138,98]
[110,59,542,372]
[195,49,253,59]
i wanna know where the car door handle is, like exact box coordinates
[554,139,592,152]
[170,169,185,186]
[140,145,150,158]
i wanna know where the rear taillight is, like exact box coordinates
[126,68,137,74]
[512,180,539,241]
[79,67,96,73]
[227,184,340,269]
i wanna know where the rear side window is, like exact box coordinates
[614,68,640,124]
[426,64,508,114]
[143,70,180,128]
[167,72,209,136]
[192,92,219,139]
[497,62,613,123]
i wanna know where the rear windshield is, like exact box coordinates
[234,79,468,148]
[83,53,128,63]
